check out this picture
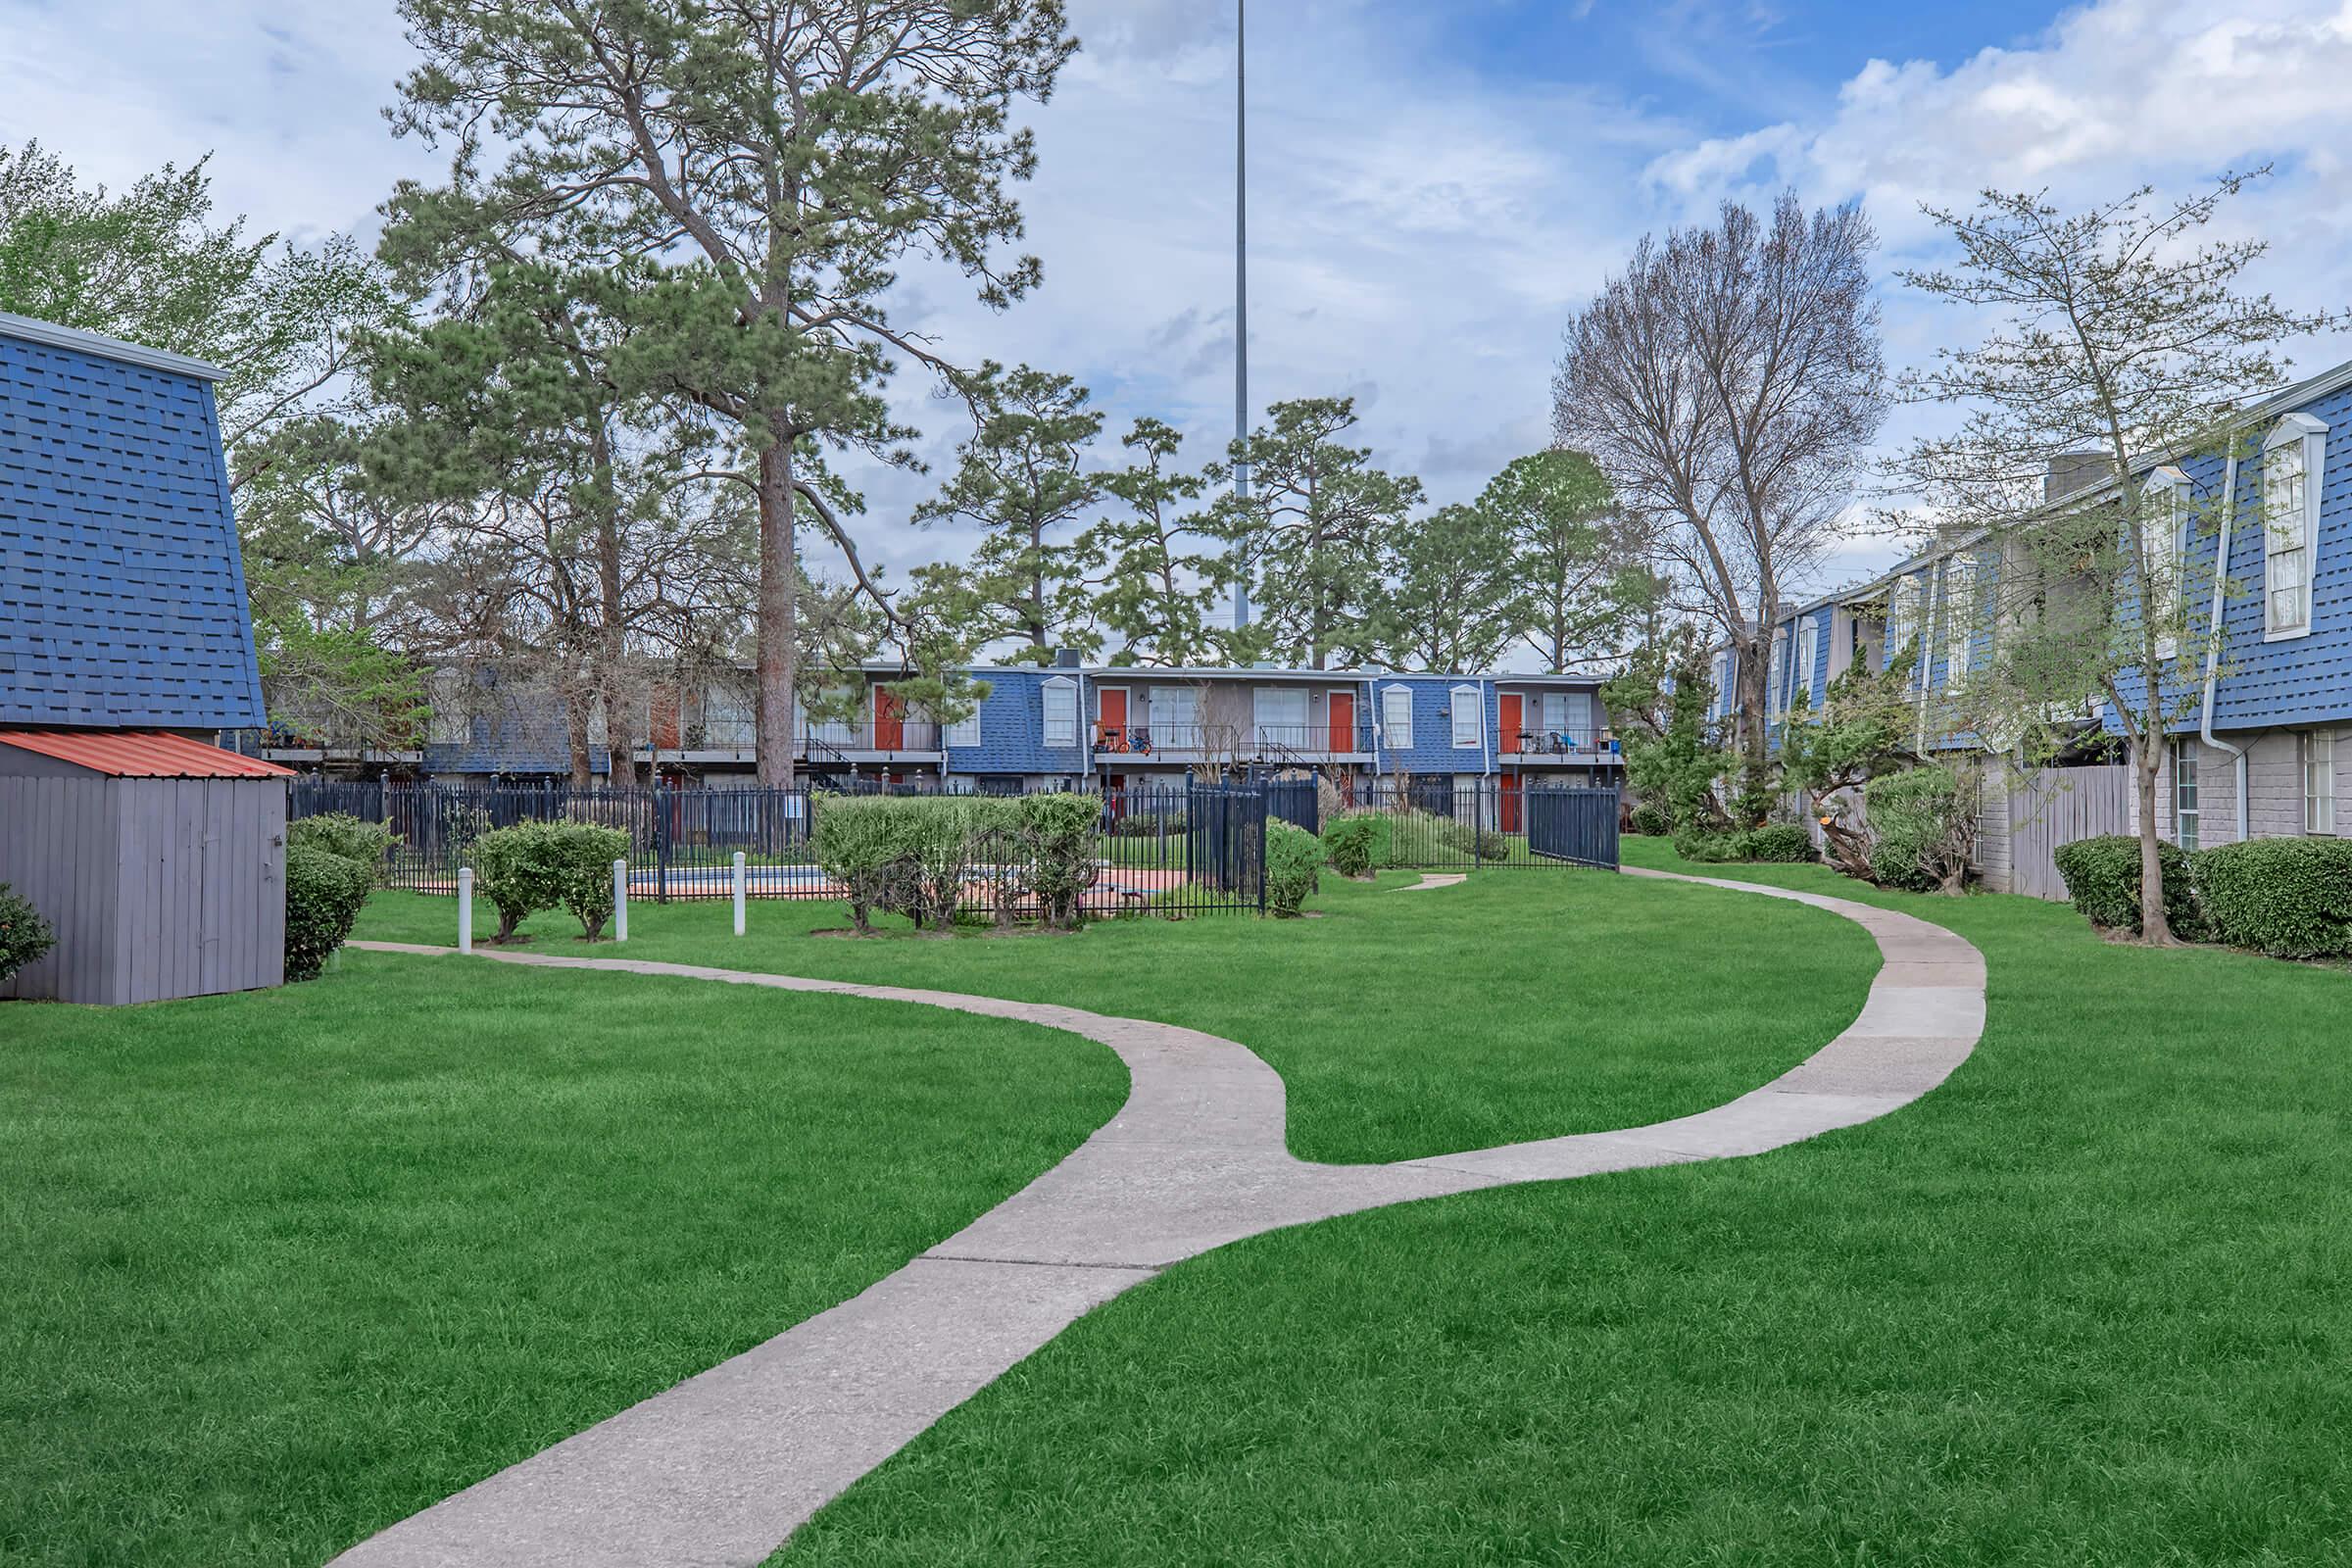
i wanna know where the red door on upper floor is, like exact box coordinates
[1328,691,1355,752]
[1098,687,1128,752]
[1499,693,1524,755]
[873,687,906,751]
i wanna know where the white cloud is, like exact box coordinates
[12,0,2352,610]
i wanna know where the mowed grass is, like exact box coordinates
[354,865,1880,1165]
[774,841,2352,1567]
[0,953,1122,1568]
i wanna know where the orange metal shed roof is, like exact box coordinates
[0,728,296,779]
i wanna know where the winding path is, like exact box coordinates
[330,867,1984,1568]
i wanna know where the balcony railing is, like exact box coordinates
[1094,721,1372,757]
[1500,729,1617,757]
[800,721,944,755]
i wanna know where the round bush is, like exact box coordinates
[1740,824,1816,863]
[284,845,373,982]
[468,820,632,941]
[2052,834,2204,939]
[1321,815,1383,878]
[1265,820,1323,917]
[0,881,57,986]
[1628,801,1671,837]
[2192,838,2352,957]
[286,811,398,884]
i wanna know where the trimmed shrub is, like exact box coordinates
[1435,818,1509,862]
[284,845,372,982]
[1017,792,1102,930]
[2052,834,2203,939]
[1265,820,1323,917]
[812,793,1099,933]
[1322,815,1383,879]
[0,881,57,986]
[468,821,631,941]
[1867,766,1976,894]
[1628,801,1671,837]
[1674,825,1813,864]
[1327,811,1396,870]
[2192,838,2352,957]
[1108,809,1186,838]
[286,811,398,884]
[1740,823,1816,863]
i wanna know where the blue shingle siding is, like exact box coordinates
[2155,383,2352,734]
[0,327,264,728]
[944,667,1089,776]
[1370,675,1492,773]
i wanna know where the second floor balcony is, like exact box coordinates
[1094,720,1374,760]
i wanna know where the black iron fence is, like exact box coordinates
[291,778,1269,918]
[1321,777,1622,871]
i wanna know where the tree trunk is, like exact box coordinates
[2135,738,2175,943]
[592,418,633,788]
[756,436,799,789]
[566,694,593,791]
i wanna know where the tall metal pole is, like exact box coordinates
[1231,0,1252,633]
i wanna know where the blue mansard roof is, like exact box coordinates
[0,313,266,730]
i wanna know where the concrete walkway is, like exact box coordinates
[330,868,1983,1568]
[1396,871,1469,891]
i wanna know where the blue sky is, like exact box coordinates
[7,0,2352,609]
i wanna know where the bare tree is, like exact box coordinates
[1555,194,1886,808]
[1894,172,2337,942]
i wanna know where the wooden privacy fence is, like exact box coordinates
[2001,763,2132,902]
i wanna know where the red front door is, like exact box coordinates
[1328,691,1355,752]
[1098,688,1128,752]
[1500,693,1524,754]
[873,688,905,751]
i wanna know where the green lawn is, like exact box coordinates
[774,842,2352,1567]
[352,865,1878,1164]
[0,956,1122,1568]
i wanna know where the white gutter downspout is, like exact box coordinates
[1916,566,1942,756]
[1367,678,1383,777]
[2197,451,2250,842]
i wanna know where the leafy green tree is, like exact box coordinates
[1077,418,1250,667]
[1895,173,2337,941]
[914,362,1102,663]
[1479,449,1653,672]
[0,141,397,484]
[1371,502,1515,672]
[362,258,758,783]
[1217,397,1423,668]
[387,0,1077,785]
[1605,631,1729,836]
[1777,649,1923,880]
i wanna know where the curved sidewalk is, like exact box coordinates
[330,867,1984,1568]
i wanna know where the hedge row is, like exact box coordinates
[811,793,1102,933]
[1673,823,1816,864]
[2054,833,2352,957]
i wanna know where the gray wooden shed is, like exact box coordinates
[0,729,292,1004]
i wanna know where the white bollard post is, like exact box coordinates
[613,858,628,943]
[733,851,748,936]
[459,867,474,954]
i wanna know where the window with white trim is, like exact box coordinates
[1941,556,1977,690]
[1449,684,1482,748]
[2265,414,2327,639]
[2143,468,2187,660]
[945,704,983,749]
[2306,731,2336,836]
[1792,618,1817,711]
[1768,631,1788,715]
[1712,652,1732,718]
[1042,677,1078,748]
[1150,685,1199,745]
[1252,685,1309,747]
[1888,573,1927,680]
[2173,737,2200,852]
[1381,685,1413,747]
